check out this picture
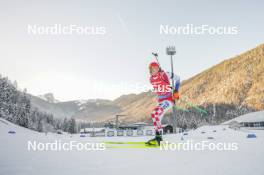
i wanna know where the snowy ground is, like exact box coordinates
[0,118,264,175]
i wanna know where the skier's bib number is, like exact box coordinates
[159,101,172,110]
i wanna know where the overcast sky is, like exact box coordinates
[0,0,263,101]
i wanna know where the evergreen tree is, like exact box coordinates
[62,118,69,132]
[37,119,43,132]
[68,118,76,134]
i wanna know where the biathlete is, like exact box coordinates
[147,61,180,145]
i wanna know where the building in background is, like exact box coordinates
[223,111,264,130]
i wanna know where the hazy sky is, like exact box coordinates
[0,0,263,101]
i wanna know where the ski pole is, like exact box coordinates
[175,105,189,112]
[152,52,160,66]
[166,46,177,133]
[180,98,208,114]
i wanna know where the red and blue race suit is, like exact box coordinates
[150,70,180,132]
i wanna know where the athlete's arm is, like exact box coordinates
[166,72,180,91]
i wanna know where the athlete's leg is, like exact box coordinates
[151,100,174,132]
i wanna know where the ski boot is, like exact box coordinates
[146,131,163,146]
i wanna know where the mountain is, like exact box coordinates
[30,95,121,121]
[73,99,121,120]
[180,44,264,109]
[38,93,59,103]
[109,44,264,123]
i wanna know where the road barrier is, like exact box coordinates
[105,129,155,137]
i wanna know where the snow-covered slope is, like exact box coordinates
[1,118,264,175]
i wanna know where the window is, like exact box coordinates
[254,122,260,127]
[249,123,254,127]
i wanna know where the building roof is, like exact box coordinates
[131,122,148,126]
[80,128,105,132]
[223,110,264,124]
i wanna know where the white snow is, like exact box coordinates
[75,100,88,110]
[75,99,88,106]
[80,127,105,132]
[75,99,101,110]
[1,118,264,175]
